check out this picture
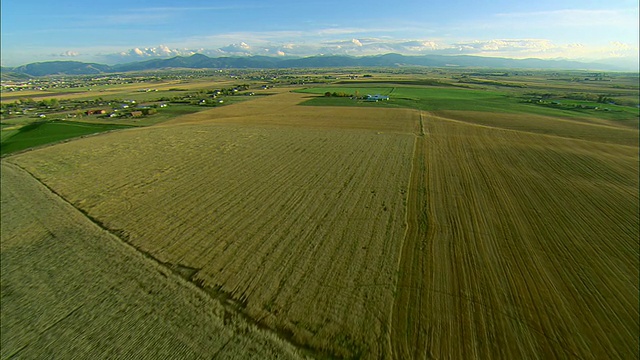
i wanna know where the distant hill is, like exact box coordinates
[0,69,32,81]
[7,61,112,76]
[1,54,626,77]
[111,54,282,72]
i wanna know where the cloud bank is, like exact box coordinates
[93,37,638,69]
[4,37,638,71]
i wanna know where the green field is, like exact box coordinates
[0,103,221,154]
[1,120,133,156]
[297,85,640,124]
[113,104,207,126]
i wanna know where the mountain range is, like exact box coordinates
[1,53,629,77]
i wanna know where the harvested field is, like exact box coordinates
[9,106,417,358]
[163,92,417,133]
[4,89,638,359]
[0,162,306,360]
[434,110,639,146]
[392,113,639,359]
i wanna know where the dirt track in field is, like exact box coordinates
[391,117,431,359]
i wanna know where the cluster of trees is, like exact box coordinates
[525,92,618,105]
[4,98,59,108]
[324,91,354,98]
[567,93,618,105]
[596,95,615,104]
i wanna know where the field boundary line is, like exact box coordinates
[433,113,639,148]
[4,160,319,359]
[447,109,638,131]
[387,136,418,359]
[1,125,141,159]
[388,110,428,358]
[419,111,427,136]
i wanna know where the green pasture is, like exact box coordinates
[0,100,238,154]
[1,120,132,156]
[297,85,639,123]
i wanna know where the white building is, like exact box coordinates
[365,94,390,102]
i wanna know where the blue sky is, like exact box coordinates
[1,0,638,68]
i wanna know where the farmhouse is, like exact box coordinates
[365,94,390,102]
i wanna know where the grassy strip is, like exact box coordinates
[1,120,133,156]
[296,86,639,122]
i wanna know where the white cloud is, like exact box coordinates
[177,31,305,49]
[453,39,555,53]
[218,42,252,54]
[58,50,80,57]
[158,45,173,55]
[6,34,637,70]
[446,38,639,65]
[116,45,196,58]
[102,37,637,63]
[399,40,440,51]
[316,28,371,36]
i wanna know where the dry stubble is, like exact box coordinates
[10,106,418,358]
[0,162,307,360]
[391,113,638,359]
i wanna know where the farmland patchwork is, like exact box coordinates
[2,87,638,358]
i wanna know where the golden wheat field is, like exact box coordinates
[2,90,639,359]
[8,104,418,358]
[0,162,306,359]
